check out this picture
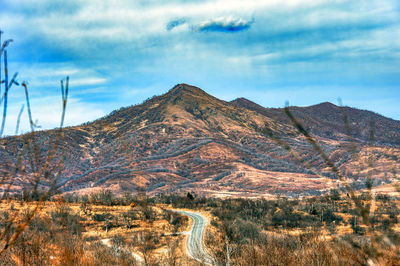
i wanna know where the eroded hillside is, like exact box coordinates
[1,84,399,197]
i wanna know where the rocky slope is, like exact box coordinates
[1,84,399,197]
[231,98,400,145]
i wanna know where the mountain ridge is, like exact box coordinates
[1,84,399,198]
[231,97,400,145]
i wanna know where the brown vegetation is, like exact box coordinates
[1,84,399,199]
[0,193,191,265]
[1,31,400,265]
[165,193,400,265]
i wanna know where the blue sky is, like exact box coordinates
[1,0,399,135]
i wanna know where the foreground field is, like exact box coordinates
[0,198,195,265]
[0,190,400,265]
[167,192,400,265]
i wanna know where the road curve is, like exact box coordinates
[172,210,215,265]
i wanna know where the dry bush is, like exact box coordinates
[262,104,400,264]
[0,30,70,256]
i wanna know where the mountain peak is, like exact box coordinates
[231,97,252,104]
[163,83,225,108]
[3,83,400,198]
[303,101,340,113]
[168,83,208,97]
[231,97,268,114]
[312,102,337,108]
[231,97,260,106]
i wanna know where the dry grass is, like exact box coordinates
[202,195,400,265]
[0,200,193,265]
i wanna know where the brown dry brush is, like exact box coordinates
[0,31,69,257]
[263,101,400,263]
[0,204,140,265]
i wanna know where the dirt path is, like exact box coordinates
[172,210,215,265]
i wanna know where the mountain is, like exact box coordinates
[1,84,399,198]
[231,98,400,145]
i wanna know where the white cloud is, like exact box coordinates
[194,16,253,32]
[1,0,399,126]
[2,96,106,136]
[10,63,107,89]
[4,0,386,42]
[69,77,107,86]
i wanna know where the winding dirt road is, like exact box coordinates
[173,210,215,265]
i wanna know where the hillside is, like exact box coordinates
[231,98,400,145]
[1,84,399,197]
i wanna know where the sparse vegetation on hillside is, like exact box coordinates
[2,83,399,198]
[232,98,400,145]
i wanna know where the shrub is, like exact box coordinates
[50,204,82,236]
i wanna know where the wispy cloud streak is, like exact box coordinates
[0,0,399,129]
[167,18,187,31]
